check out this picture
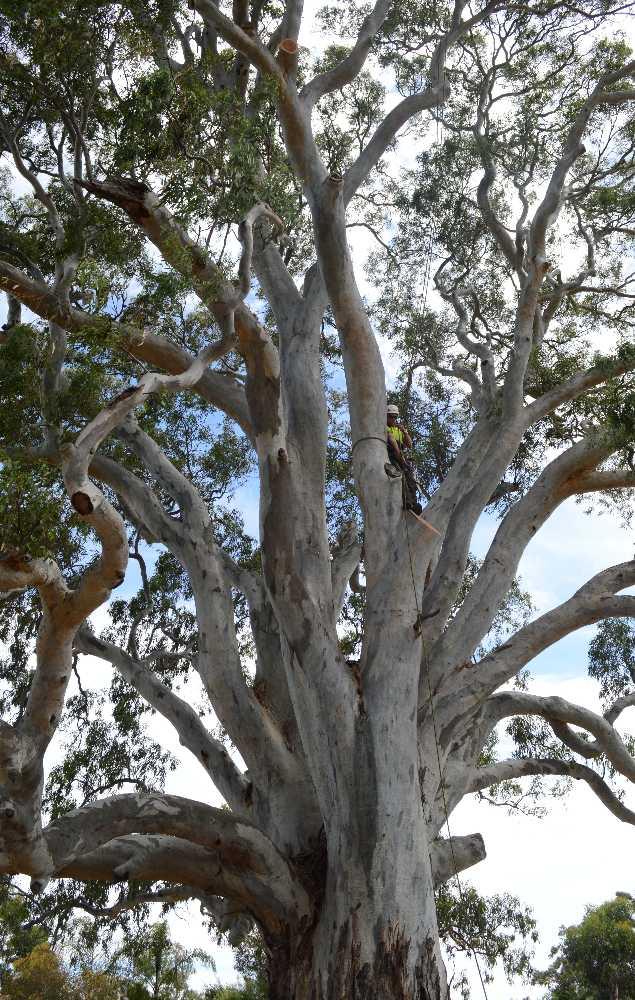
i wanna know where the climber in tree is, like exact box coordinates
[386,404,422,515]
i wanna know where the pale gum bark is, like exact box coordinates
[3,10,635,999]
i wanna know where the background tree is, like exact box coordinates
[205,929,268,1000]
[1,939,121,1000]
[0,915,211,1000]
[119,919,213,1000]
[2,942,74,1000]
[0,879,47,984]
[1,0,635,997]
[219,930,270,1000]
[436,884,536,997]
[537,893,635,1000]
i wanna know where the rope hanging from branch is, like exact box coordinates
[404,512,490,999]
[404,60,492,996]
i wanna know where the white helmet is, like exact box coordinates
[387,404,400,416]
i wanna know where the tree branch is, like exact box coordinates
[524,351,635,427]
[0,554,68,606]
[430,833,486,886]
[50,835,290,932]
[0,260,252,438]
[79,179,285,448]
[192,0,283,80]
[605,692,635,726]
[469,756,635,826]
[530,61,635,258]
[330,520,362,615]
[111,422,302,804]
[446,561,635,727]
[343,0,505,201]
[237,203,284,303]
[301,0,392,107]
[344,88,448,204]
[483,690,635,785]
[476,149,521,273]
[431,432,619,684]
[36,794,311,933]
[496,64,635,426]
[75,630,251,811]
[0,409,130,880]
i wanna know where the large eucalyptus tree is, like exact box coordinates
[1,0,635,996]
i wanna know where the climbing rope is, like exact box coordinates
[351,435,390,454]
[394,51,492,994]
[404,511,491,999]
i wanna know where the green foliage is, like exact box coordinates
[0,914,214,999]
[0,879,48,982]
[75,968,122,1000]
[455,556,534,657]
[116,919,214,999]
[313,45,386,174]
[537,894,635,998]
[204,987,263,1000]
[3,941,75,1000]
[1,939,120,999]
[0,459,80,560]
[589,618,635,705]
[205,990,247,1000]
[438,884,537,997]
[0,590,40,720]
[232,931,268,1000]
[43,688,178,820]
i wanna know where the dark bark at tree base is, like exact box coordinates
[267,916,446,1000]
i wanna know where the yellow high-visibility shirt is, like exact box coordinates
[387,425,404,445]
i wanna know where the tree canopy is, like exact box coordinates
[1,0,635,996]
[2,940,120,1000]
[538,893,635,999]
[0,914,214,999]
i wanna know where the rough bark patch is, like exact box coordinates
[291,827,327,901]
[106,385,139,407]
[316,918,444,1000]
[346,659,366,716]
[245,366,281,438]
[81,176,152,220]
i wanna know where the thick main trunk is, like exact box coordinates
[267,809,447,999]
[269,875,447,1000]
